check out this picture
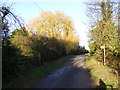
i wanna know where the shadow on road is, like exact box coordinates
[32,55,97,88]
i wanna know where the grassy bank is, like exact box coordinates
[5,55,74,88]
[86,56,119,88]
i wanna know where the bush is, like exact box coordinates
[94,49,103,62]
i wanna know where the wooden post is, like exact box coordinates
[38,53,41,65]
[103,44,106,65]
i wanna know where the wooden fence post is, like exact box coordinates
[38,53,41,65]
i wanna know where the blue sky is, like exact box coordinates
[1,0,89,50]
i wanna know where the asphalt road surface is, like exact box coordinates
[32,55,96,88]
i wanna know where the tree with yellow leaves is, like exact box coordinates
[28,11,79,54]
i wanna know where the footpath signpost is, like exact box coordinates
[100,45,106,65]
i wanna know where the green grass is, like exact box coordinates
[5,55,73,88]
[86,56,119,88]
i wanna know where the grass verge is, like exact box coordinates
[86,56,119,88]
[5,55,73,88]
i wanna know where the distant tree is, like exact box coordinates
[70,46,89,55]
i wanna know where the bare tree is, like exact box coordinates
[0,5,25,45]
